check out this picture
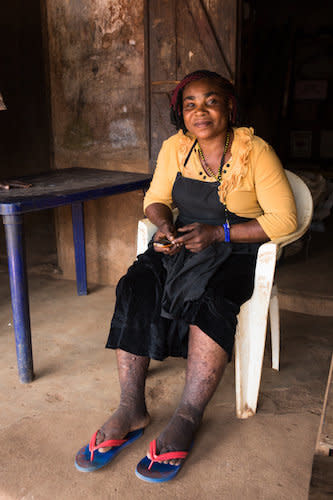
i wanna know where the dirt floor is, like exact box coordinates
[0,217,332,499]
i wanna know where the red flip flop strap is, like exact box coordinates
[148,439,188,470]
[153,450,188,461]
[88,430,127,461]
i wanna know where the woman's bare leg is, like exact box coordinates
[149,325,228,464]
[96,349,151,449]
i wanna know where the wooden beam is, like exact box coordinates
[152,80,180,85]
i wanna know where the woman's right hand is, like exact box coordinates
[144,204,181,255]
[153,222,180,255]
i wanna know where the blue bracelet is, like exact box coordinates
[223,222,230,242]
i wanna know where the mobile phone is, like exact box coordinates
[153,237,173,248]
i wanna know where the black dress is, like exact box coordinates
[106,172,259,361]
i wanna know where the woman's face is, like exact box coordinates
[182,78,231,141]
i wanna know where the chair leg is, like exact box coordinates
[269,284,280,371]
[235,302,268,419]
[235,242,277,419]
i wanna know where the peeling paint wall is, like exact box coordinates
[45,0,148,171]
[44,0,148,285]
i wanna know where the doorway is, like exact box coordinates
[0,0,56,269]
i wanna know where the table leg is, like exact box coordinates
[3,214,34,383]
[71,201,87,296]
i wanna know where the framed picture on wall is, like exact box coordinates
[290,130,312,158]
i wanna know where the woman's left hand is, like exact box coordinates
[173,223,222,253]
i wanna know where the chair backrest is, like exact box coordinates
[279,170,314,248]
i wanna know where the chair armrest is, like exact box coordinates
[274,171,313,250]
[273,224,311,250]
[253,241,277,298]
[137,218,157,256]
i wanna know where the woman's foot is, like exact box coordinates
[96,405,151,452]
[147,405,202,465]
[75,406,149,472]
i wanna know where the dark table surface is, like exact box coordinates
[0,168,151,215]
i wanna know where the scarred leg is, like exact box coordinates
[149,324,228,465]
[96,349,151,451]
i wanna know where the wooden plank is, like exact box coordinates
[149,0,177,163]
[308,455,333,499]
[181,0,234,80]
[316,355,333,456]
[176,0,211,76]
[210,0,238,80]
[152,80,180,85]
[144,0,151,170]
[150,93,176,165]
[149,0,177,81]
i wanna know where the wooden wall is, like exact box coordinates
[43,0,238,286]
[43,0,149,286]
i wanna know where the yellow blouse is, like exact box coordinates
[144,127,297,241]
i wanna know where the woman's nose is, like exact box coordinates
[195,102,207,114]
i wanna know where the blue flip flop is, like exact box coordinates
[75,428,144,472]
[135,439,189,483]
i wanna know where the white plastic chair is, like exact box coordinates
[137,170,313,419]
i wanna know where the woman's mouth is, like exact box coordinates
[194,120,212,128]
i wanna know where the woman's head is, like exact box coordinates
[170,70,237,135]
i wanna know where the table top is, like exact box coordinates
[0,168,151,215]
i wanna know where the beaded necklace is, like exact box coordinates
[197,131,230,183]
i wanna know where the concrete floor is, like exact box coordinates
[0,220,332,499]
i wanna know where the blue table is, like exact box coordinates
[0,168,151,383]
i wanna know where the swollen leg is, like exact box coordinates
[96,349,151,448]
[153,325,228,463]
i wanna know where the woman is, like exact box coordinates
[75,70,297,481]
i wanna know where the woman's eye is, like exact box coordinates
[184,102,195,109]
[207,98,217,105]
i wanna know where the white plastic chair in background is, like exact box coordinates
[137,170,313,419]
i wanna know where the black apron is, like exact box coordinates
[160,172,259,320]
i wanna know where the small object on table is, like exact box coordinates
[0,180,32,190]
